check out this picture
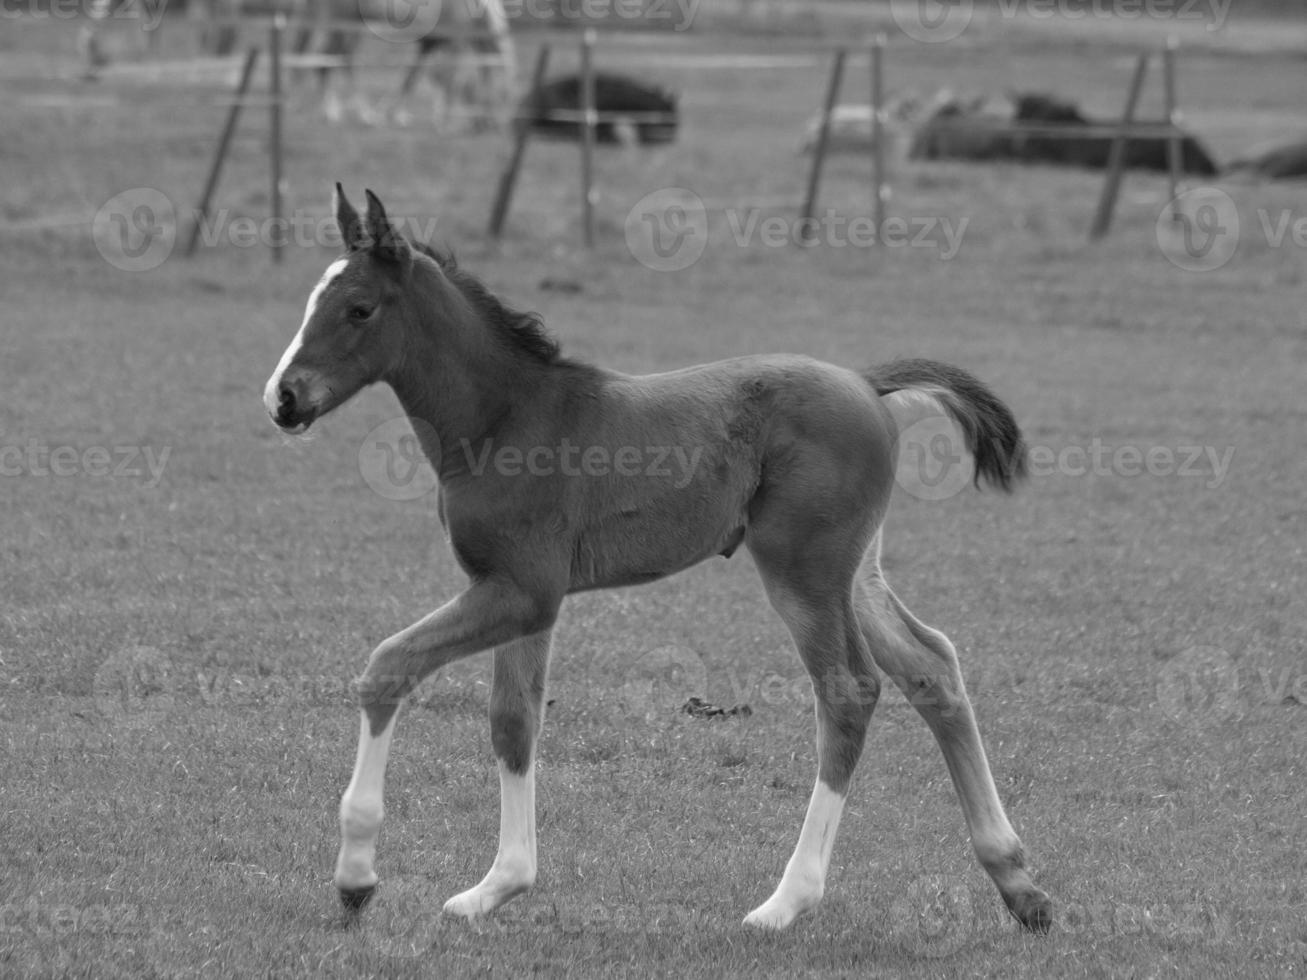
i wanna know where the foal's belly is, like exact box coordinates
[567,510,749,592]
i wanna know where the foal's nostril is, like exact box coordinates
[278,385,296,414]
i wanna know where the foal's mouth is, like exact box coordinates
[271,412,316,435]
[270,403,318,435]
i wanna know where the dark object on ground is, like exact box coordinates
[538,277,584,294]
[683,696,753,719]
[1227,139,1307,180]
[521,72,678,145]
[910,91,1219,175]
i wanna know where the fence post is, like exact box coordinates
[578,28,597,248]
[186,46,260,258]
[488,44,552,240]
[1162,36,1182,209]
[800,48,847,244]
[269,14,285,264]
[1089,52,1149,241]
[870,34,886,243]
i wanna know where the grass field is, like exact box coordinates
[3,9,1306,979]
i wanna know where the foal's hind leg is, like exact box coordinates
[443,631,552,918]
[858,573,1052,932]
[743,547,882,930]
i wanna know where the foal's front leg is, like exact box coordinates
[333,581,556,912]
[443,631,552,918]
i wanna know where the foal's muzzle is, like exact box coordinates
[266,372,317,433]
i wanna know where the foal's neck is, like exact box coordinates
[387,267,557,483]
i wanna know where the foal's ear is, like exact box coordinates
[363,188,413,271]
[334,183,367,252]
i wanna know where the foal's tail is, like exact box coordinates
[865,358,1027,492]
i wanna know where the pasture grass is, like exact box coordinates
[3,13,1306,979]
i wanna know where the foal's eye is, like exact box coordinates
[349,305,373,322]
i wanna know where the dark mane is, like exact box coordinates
[416,243,561,365]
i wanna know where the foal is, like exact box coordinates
[264,186,1053,935]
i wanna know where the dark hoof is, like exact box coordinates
[340,884,377,918]
[1005,888,1053,934]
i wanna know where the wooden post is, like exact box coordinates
[488,44,552,240]
[578,28,597,248]
[269,15,285,264]
[186,46,260,258]
[870,35,886,242]
[1162,36,1182,208]
[800,48,846,242]
[1089,52,1149,241]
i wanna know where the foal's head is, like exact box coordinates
[263,186,426,433]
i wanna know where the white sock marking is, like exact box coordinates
[744,780,847,930]
[334,709,396,891]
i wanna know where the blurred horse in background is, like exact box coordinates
[192,0,516,128]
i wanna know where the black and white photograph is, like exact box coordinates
[3,0,1304,975]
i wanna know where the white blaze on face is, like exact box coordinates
[262,258,349,418]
